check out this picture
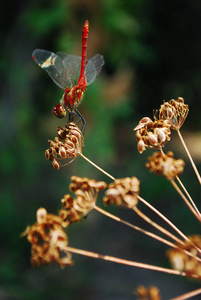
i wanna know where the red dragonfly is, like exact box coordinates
[32,20,104,130]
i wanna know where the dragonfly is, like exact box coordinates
[32,20,104,132]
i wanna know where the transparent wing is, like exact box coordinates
[56,52,82,87]
[32,49,73,90]
[85,54,105,86]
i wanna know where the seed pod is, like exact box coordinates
[52,159,61,170]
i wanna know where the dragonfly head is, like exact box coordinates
[53,103,66,118]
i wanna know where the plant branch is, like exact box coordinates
[94,205,177,249]
[176,129,201,185]
[64,246,193,277]
[133,206,184,246]
[94,205,201,262]
[80,153,115,180]
[137,196,192,243]
[176,175,201,220]
[171,287,201,300]
[170,179,201,222]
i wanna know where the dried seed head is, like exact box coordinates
[59,176,107,226]
[45,122,84,169]
[146,151,185,180]
[23,208,73,267]
[167,235,201,279]
[134,117,171,154]
[103,177,140,208]
[135,285,161,300]
[155,97,189,130]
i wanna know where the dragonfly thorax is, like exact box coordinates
[52,86,87,118]
[63,85,87,111]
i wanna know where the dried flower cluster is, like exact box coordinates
[23,208,73,267]
[135,285,161,300]
[103,177,140,208]
[59,176,107,227]
[134,97,189,154]
[45,122,84,169]
[134,117,171,154]
[155,97,189,130]
[167,235,201,279]
[146,151,185,181]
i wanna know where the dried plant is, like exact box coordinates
[25,36,201,300]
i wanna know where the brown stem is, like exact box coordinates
[64,246,192,277]
[80,153,115,181]
[94,205,177,249]
[176,175,201,220]
[133,206,185,246]
[176,129,201,185]
[171,287,201,300]
[137,196,192,243]
[94,205,201,262]
[170,179,201,222]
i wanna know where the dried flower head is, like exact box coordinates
[146,151,185,181]
[45,122,84,169]
[155,97,189,130]
[135,285,161,300]
[167,235,201,279]
[103,177,140,208]
[134,117,171,154]
[59,176,107,227]
[23,208,73,267]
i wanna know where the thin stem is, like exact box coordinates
[137,196,190,243]
[176,175,201,220]
[176,128,201,185]
[94,205,201,263]
[170,179,201,222]
[64,246,193,277]
[80,153,115,181]
[133,206,184,246]
[171,288,201,300]
[94,205,177,249]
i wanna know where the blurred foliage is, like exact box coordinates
[0,0,201,299]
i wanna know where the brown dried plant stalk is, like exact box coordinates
[24,96,201,300]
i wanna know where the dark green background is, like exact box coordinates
[1,0,201,299]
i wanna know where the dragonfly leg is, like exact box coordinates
[69,112,74,123]
[74,109,86,135]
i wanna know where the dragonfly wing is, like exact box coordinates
[57,52,82,87]
[85,54,105,85]
[32,49,72,90]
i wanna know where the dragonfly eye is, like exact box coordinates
[53,104,66,118]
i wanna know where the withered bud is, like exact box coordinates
[135,285,161,300]
[157,97,189,130]
[134,117,171,154]
[167,235,201,279]
[103,177,140,208]
[45,122,84,169]
[23,208,72,267]
[146,151,185,180]
[59,176,107,225]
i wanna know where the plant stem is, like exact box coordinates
[80,153,115,180]
[137,196,189,243]
[170,179,201,222]
[133,206,184,246]
[94,205,177,249]
[176,175,201,220]
[94,205,201,262]
[176,129,201,185]
[64,246,191,277]
[171,287,201,300]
